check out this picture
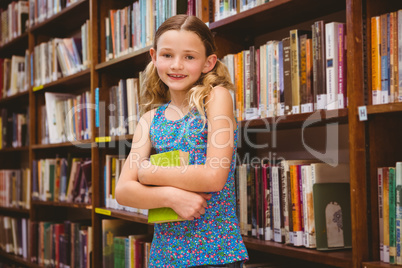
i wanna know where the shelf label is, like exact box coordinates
[95,208,111,216]
[33,85,44,92]
[358,106,367,121]
[95,136,111,143]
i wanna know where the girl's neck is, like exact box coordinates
[169,91,190,111]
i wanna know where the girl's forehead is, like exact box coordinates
[158,30,203,45]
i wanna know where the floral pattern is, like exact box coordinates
[148,102,248,267]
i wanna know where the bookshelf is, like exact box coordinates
[0,0,401,267]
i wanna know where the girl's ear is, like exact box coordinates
[150,48,157,65]
[202,54,217,73]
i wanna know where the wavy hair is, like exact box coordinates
[140,14,234,118]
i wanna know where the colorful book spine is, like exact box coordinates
[372,16,382,105]
[396,162,402,265]
[378,167,385,262]
[390,167,396,264]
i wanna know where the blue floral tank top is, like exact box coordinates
[148,102,248,267]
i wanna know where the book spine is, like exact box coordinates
[398,10,402,102]
[396,162,402,264]
[325,22,339,110]
[390,167,396,264]
[290,30,300,114]
[378,167,384,262]
[337,23,346,108]
[384,167,390,263]
[282,37,292,115]
[290,164,302,246]
[372,16,382,105]
[380,13,390,104]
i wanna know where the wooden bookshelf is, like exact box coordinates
[0,0,401,267]
[243,236,352,267]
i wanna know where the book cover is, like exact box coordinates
[313,182,352,250]
[311,163,351,251]
[147,150,189,223]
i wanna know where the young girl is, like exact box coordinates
[116,14,248,267]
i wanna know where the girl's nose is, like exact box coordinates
[171,57,183,70]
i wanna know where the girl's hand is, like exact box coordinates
[169,188,212,221]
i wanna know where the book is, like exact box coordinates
[147,150,189,223]
[311,163,351,250]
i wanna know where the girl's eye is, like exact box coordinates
[162,54,172,58]
[186,55,195,60]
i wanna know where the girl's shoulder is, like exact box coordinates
[205,86,234,112]
[138,107,159,129]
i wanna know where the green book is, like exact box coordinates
[313,183,352,251]
[147,150,189,224]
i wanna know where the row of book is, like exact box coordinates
[213,0,270,22]
[0,53,30,99]
[103,154,147,216]
[102,219,152,268]
[235,160,351,251]
[104,0,202,61]
[30,220,92,268]
[0,109,29,149]
[0,1,29,47]
[371,10,402,105]
[106,78,141,137]
[43,91,92,144]
[32,157,92,204]
[28,0,80,28]
[222,20,346,120]
[0,168,30,209]
[0,216,29,259]
[33,23,89,88]
[377,163,402,264]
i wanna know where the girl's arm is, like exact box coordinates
[138,86,236,192]
[115,110,210,220]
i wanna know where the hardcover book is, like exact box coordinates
[147,150,189,223]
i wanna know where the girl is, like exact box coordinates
[116,14,248,267]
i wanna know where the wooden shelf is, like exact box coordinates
[0,250,40,268]
[209,0,345,37]
[0,32,29,57]
[32,68,91,93]
[0,90,29,106]
[366,103,402,115]
[0,146,29,153]
[362,261,402,268]
[31,139,93,150]
[243,236,352,268]
[95,207,150,225]
[29,0,89,37]
[31,200,92,209]
[95,46,151,76]
[239,108,348,130]
[0,206,30,216]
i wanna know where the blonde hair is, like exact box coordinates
[140,15,234,118]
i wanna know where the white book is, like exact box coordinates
[45,92,75,144]
[325,22,342,110]
[8,55,25,96]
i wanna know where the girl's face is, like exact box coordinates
[150,30,217,94]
